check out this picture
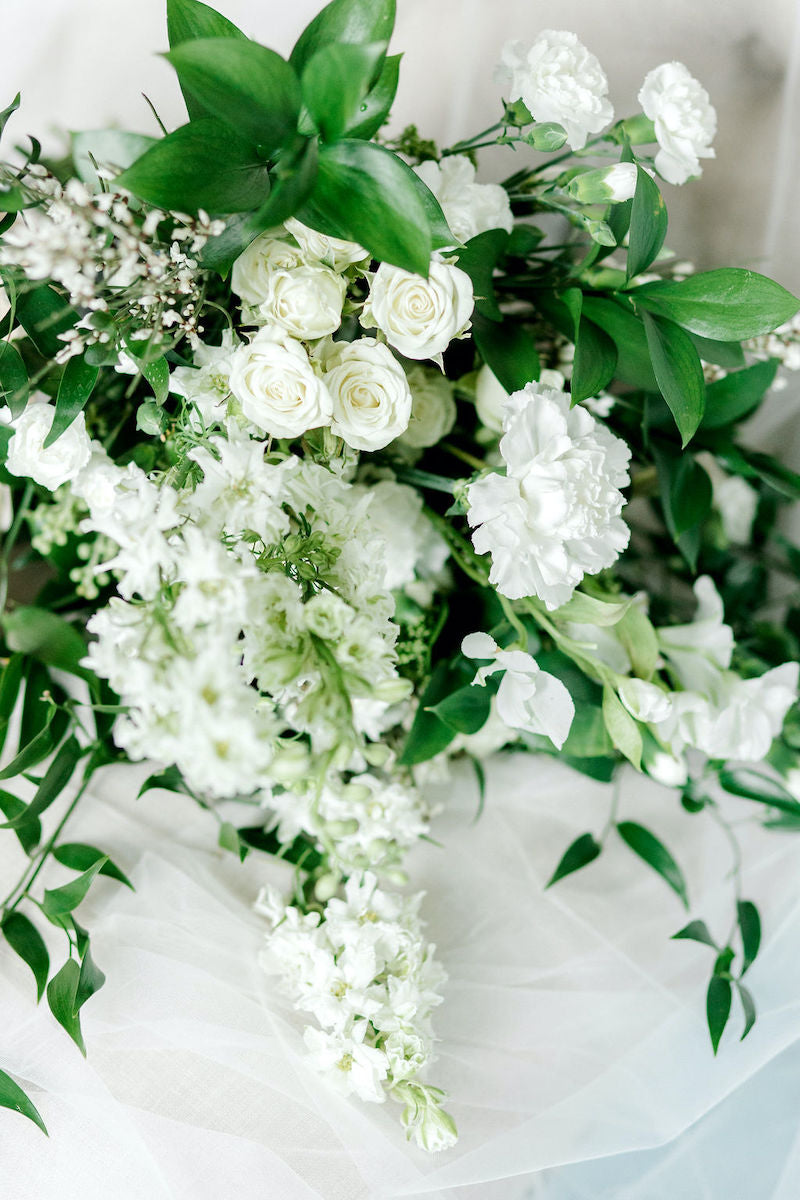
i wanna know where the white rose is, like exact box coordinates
[229,330,332,439]
[257,263,346,340]
[638,62,716,186]
[231,231,304,308]
[400,366,457,448]
[496,31,613,151]
[360,258,473,362]
[284,217,369,271]
[413,156,513,245]
[321,337,412,451]
[7,402,91,490]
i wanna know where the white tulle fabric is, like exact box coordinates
[3,754,800,1199]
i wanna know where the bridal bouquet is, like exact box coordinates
[1,0,799,1152]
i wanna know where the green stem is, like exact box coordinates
[440,442,486,472]
[2,771,92,914]
[442,121,504,156]
[498,594,529,647]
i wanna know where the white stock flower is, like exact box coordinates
[229,329,332,439]
[361,478,448,590]
[256,262,346,340]
[322,337,413,451]
[7,402,91,490]
[400,366,457,448]
[231,230,304,307]
[496,31,613,150]
[462,631,575,748]
[303,1024,389,1103]
[360,259,473,362]
[467,383,631,609]
[169,329,240,427]
[413,156,513,244]
[638,62,716,185]
[284,217,369,271]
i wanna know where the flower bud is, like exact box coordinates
[566,163,637,204]
[313,872,340,903]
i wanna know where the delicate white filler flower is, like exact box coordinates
[638,62,716,186]
[413,156,513,244]
[229,329,332,439]
[467,383,631,609]
[462,632,574,748]
[496,31,613,151]
[360,258,474,362]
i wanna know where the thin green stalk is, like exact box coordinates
[2,771,92,914]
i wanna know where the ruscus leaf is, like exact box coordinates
[627,164,668,280]
[0,1067,47,1134]
[635,269,799,340]
[737,900,761,975]
[290,0,396,75]
[46,959,86,1054]
[672,919,717,949]
[617,820,689,908]
[42,855,108,921]
[44,356,98,447]
[53,842,134,890]
[545,832,602,887]
[707,974,732,1054]
[641,310,706,445]
[2,911,49,1001]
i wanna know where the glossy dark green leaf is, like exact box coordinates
[399,661,461,765]
[4,607,87,676]
[672,919,717,948]
[642,310,706,445]
[53,843,134,890]
[72,130,157,187]
[46,959,85,1054]
[43,356,98,448]
[455,229,509,321]
[602,686,642,769]
[571,317,617,403]
[737,899,761,975]
[345,52,401,139]
[581,296,658,391]
[138,764,192,798]
[652,444,713,542]
[719,768,800,815]
[627,164,667,280]
[299,139,432,275]
[617,820,689,907]
[75,942,105,1012]
[42,855,108,921]
[700,359,779,430]
[9,279,79,359]
[118,119,271,215]
[707,974,732,1054]
[290,0,396,75]
[167,0,247,122]
[0,93,21,142]
[472,311,540,393]
[688,332,745,369]
[0,341,29,418]
[0,789,40,853]
[164,39,301,157]
[745,451,800,501]
[301,42,385,142]
[635,269,799,340]
[545,832,602,888]
[735,980,756,1041]
[0,709,55,781]
[2,912,49,1001]
[428,683,491,735]
[0,736,81,833]
[0,1066,47,1134]
[238,825,323,871]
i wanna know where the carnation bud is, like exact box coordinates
[374,677,414,703]
[566,163,637,204]
[362,742,392,767]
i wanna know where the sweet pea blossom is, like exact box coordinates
[496,31,613,151]
[462,632,574,748]
[638,62,716,185]
[467,383,631,609]
[413,155,513,244]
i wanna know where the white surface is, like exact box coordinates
[2,754,800,1198]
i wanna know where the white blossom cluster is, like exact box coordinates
[257,872,457,1151]
[0,165,223,360]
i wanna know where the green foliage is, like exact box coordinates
[700,359,779,430]
[616,820,689,908]
[736,900,761,975]
[399,661,464,765]
[41,855,108,921]
[672,919,717,948]
[580,296,658,391]
[626,164,667,280]
[300,43,386,143]
[46,959,86,1054]
[44,356,98,447]
[345,53,401,139]
[0,736,82,835]
[3,607,88,677]
[427,683,491,735]
[706,973,732,1054]
[456,230,509,321]
[602,686,642,768]
[2,911,49,1000]
[571,317,617,403]
[545,832,602,887]
[635,268,799,340]
[719,768,800,816]
[641,311,706,445]
[290,0,396,75]
[71,130,156,187]
[6,278,78,358]
[167,0,248,120]
[0,94,21,144]
[0,1066,47,1134]
[53,843,134,890]
[0,341,29,417]
[472,312,540,393]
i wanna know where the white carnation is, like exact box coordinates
[638,62,716,186]
[229,329,332,439]
[256,262,346,341]
[413,156,513,244]
[360,258,473,362]
[322,337,412,451]
[467,382,631,609]
[284,217,369,271]
[400,366,457,449]
[361,478,448,590]
[231,231,304,308]
[496,31,613,151]
[7,402,91,490]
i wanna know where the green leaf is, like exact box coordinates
[0,94,21,142]
[635,269,799,340]
[46,959,85,1054]
[299,139,432,276]
[652,444,712,542]
[602,686,642,769]
[71,130,156,187]
[118,119,271,215]
[301,42,385,143]
[345,52,401,139]
[237,825,323,871]
[290,0,396,75]
[581,296,658,391]
[615,604,660,680]
[8,278,79,359]
[75,942,106,1013]
[555,591,630,627]
[168,0,246,120]
[2,911,49,1001]
[707,974,732,1054]
[428,683,491,735]
[571,317,617,403]
[0,789,40,853]
[0,1066,47,1134]
[164,38,301,158]
[562,705,614,758]
[0,736,81,834]
[42,855,108,921]
[545,832,602,887]
[4,607,87,676]
[0,653,24,724]
[399,661,461,765]
[687,332,745,369]
[218,820,244,857]
[472,311,540,393]
[735,980,756,1041]
[0,709,55,781]
[642,310,706,445]
[737,899,761,975]
[617,820,689,908]
[43,356,98,448]
[719,767,800,815]
[455,229,509,321]
[700,359,779,430]
[626,164,667,280]
[0,341,29,418]
[672,919,717,948]
[137,764,193,798]
[53,843,134,891]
